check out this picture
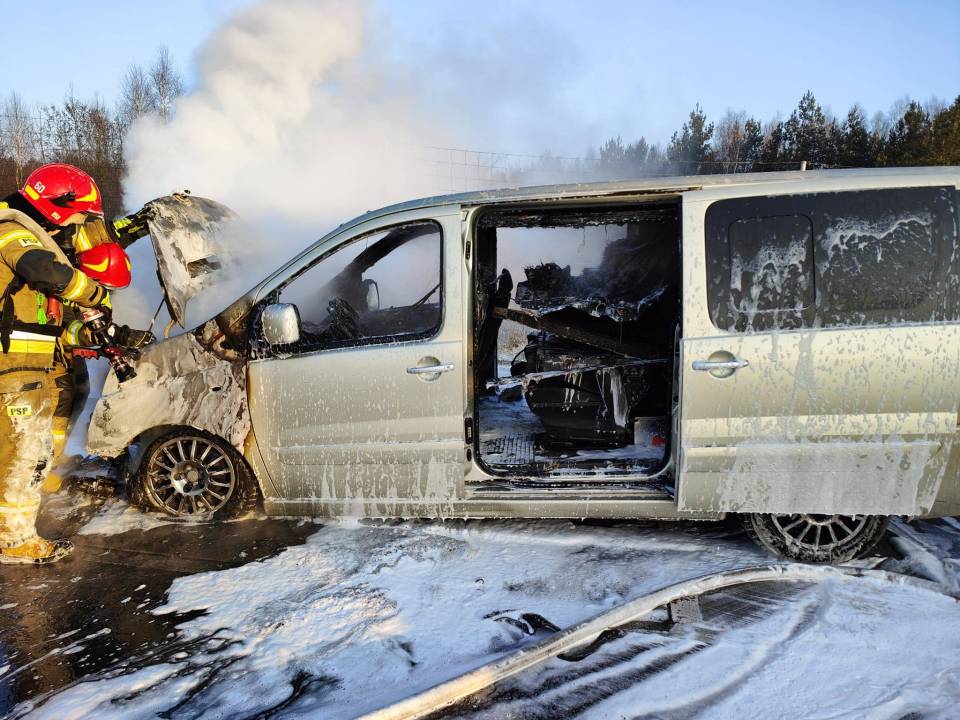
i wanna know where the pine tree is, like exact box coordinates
[645,143,664,171]
[599,136,626,164]
[782,91,833,166]
[886,101,933,165]
[741,118,764,170]
[824,116,843,167]
[598,136,627,178]
[625,137,650,170]
[667,104,715,174]
[761,120,786,169]
[929,96,960,166]
[838,104,874,167]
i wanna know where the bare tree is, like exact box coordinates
[714,110,747,170]
[87,97,120,165]
[714,110,765,172]
[923,96,947,118]
[62,90,91,162]
[149,46,184,123]
[869,96,912,141]
[870,110,890,139]
[2,93,37,186]
[118,63,156,129]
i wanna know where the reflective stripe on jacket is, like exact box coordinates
[0,218,107,360]
[7,329,58,354]
[0,221,108,308]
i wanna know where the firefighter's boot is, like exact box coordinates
[0,536,73,565]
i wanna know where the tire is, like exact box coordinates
[743,513,888,563]
[132,429,259,521]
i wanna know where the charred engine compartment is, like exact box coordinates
[474,203,680,477]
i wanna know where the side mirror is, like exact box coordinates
[261,303,301,346]
[362,278,380,312]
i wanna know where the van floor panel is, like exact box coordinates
[478,394,667,476]
[482,433,537,466]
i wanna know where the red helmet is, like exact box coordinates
[77,243,131,289]
[20,163,104,226]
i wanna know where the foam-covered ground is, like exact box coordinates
[6,501,959,719]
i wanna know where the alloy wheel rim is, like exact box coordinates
[771,513,868,553]
[145,436,236,516]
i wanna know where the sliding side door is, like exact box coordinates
[678,182,960,516]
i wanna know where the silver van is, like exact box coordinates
[88,167,960,562]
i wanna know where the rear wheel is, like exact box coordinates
[133,430,258,521]
[744,513,888,563]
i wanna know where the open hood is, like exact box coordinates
[142,193,242,328]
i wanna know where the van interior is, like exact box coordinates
[472,201,682,480]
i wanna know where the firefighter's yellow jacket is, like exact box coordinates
[0,208,108,553]
[0,210,108,363]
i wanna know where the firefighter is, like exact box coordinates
[44,222,152,492]
[0,163,119,564]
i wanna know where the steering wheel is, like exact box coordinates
[326,296,365,340]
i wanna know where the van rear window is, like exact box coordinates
[705,186,960,331]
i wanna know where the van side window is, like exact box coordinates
[815,192,940,322]
[705,186,960,331]
[728,215,814,330]
[275,221,443,353]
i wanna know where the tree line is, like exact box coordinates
[594,90,960,177]
[0,48,183,219]
[1,50,958,219]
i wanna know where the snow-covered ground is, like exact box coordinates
[9,503,960,719]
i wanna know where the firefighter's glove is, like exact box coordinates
[107,323,155,349]
[112,207,153,248]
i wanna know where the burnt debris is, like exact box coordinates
[476,203,681,469]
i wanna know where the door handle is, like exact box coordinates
[692,358,749,372]
[406,363,455,375]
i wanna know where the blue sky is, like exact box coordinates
[1,0,957,152]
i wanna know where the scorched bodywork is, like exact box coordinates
[85,168,960,563]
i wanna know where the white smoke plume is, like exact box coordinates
[124,0,441,227]
[116,0,593,330]
[118,0,444,328]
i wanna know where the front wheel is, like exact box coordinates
[743,513,888,563]
[133,430,259,521]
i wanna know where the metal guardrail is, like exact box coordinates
[359,563,950,720]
